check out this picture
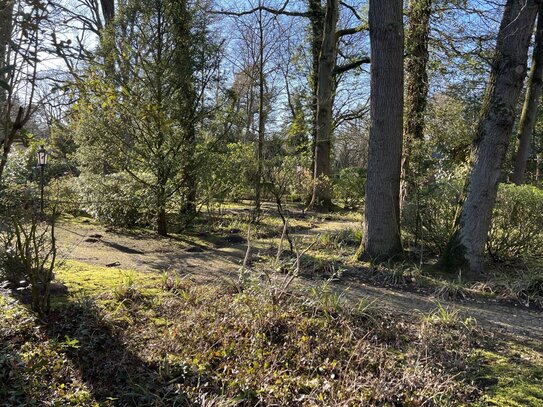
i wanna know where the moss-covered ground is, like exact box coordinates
[1,256,542,406]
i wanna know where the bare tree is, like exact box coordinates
[0,0,47,181]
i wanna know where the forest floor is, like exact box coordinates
[54,210,542,343]
[2,205,542,405]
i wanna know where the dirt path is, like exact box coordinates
[56,219,542,343]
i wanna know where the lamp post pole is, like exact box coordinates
[40,163,44,214]
[37,145,48,215]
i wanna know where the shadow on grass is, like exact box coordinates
[4,288,192,406]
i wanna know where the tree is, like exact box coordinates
[0,0,47,182]
[308,0,339,211]
[400,0,432,207]
[358,0,404,261]
[74,0,210,236]
[442,0,538,274]
[214,1,369,212]
[512,5,543,185]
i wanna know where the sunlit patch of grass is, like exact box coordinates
[53,260,162,306]
[475,341,543,407]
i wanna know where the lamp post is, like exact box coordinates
[37,145,48,214]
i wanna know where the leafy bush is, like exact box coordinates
[404,182,543,260]
[402,180,463,254]
[488,184,543,260]
[333,167,366,209]
[197,142,256,210]
[46,175,81,215]
[78,172,155,228]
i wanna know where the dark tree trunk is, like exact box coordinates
[512,5,543,185]
[358,0,404,261]
[182,122,197,220]
[157,207,168,237]
[100,0,115,25]
[400,0,432,207]
[309,0,338,212]
[0,0,14,148]
[254,7,266,220]
[441,0,538,274]
[308,0,325,185]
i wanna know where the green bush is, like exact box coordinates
[402,180,462,254]
[488,184,543,260]
[404,182,543,260]
[46,175,81,215]
[78,172,155,228]
[333,167,366,209]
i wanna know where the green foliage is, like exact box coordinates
[402,179,463,254]
[78,172,155,228]
[46,175,81,215]
[405,182,543,261]
[488,184,543,260]
[197,142,256,209]
[333,167,365,209]
[1,262,486,405]
[11,213,57,316]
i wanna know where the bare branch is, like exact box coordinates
[210,0,309,18]
[333,57,370,75]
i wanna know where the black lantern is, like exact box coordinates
[37,145,48,166]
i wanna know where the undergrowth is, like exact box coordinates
[0,261,489,406]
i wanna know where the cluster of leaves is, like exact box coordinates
[402,179,463,254]
[0,296,94,405]
[333,167,366,209]
[488,184,543,260]
[77,172,156,228]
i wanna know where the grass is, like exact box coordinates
[1,259,493,406]
[53,260,162,307]
[475,341,543,407]
[4,211,542,405]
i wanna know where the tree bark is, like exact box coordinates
[100,0,115,25]
[512,5,543,185]
[254,6,266,220]
[308,0,324,186]
[309,0,338,212]
[0,0,14,145]
[358,0,404,261]
[182,121,197,220]
[442,0,538,274]
[400,0,432,207]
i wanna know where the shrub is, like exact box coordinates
[46,175,81,215]
[333,167,366,209]
[402,180,462,254]
[488,184,543,260]
[404,182,543,260]
[78,172,155,228]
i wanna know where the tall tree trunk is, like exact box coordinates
[254,7,266,219]
[441,0,538,274]
[0,0,14,154]
[400,0,432,207]
[100,0,115,25]
[308,0,324,186]
[358,0,404,261]
[512,5,543,185]
[157,180,168,236]
[309,0,338,212]
[182,121,197,220]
